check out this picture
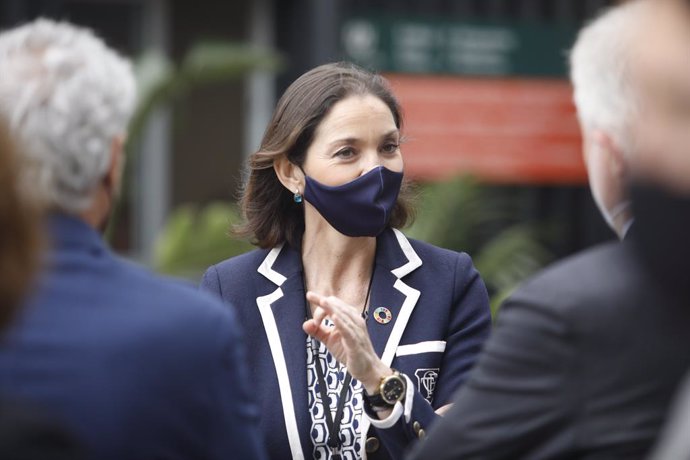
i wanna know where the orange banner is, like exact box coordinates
[386,74,587,184]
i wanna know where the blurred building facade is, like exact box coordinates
[1,0,617,262]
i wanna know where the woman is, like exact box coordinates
[201,62,491,460]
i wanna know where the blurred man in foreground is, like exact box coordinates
[633,1,690,458]
[570,0,639,240]
[626,0,690,301]
[0,19,265,460]
[408,1,690,458]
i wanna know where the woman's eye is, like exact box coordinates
[335,148,356,158]
[381,143,400,154]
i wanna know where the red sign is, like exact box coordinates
[386,74,587,184]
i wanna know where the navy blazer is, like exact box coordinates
[0,214,266,460]
[201,228,491,459]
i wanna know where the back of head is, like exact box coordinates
[0,119,41,329]
[570,0,650,152]
[629,0,690,298]
[0,19,136,214]
[630,0,690,193]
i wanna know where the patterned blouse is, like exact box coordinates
[307,321,364,460]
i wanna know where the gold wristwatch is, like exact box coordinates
[365,370,406,408]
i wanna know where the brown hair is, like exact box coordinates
[237,62,414,249]
[0,119,41,331]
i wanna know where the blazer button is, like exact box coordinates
[365,436,380,453]
[418,428,426,439]
[413,421,421,434]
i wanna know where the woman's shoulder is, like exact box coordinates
[207,246,271,277]
[389,231,489,315]
[387,231,480,291]
[201,247,271,296]
[401,233,475,270]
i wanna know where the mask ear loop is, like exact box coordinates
[602,200,633,236]
[609,201,632,221]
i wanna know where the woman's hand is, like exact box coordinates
[303,291,392,394]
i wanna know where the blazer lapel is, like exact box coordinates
[367,268,407,361]
[256,245,309,460]
[368,228,423,366]
[361,229,423,457]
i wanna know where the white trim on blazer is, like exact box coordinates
[396,341,447,357]
[256,245,304,460]
[255,230,423,460]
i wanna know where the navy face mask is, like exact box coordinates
[303,166,404,237]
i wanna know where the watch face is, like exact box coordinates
[381,375,405,405]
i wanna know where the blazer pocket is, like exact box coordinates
[394,341,447,404]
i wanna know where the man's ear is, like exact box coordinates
[592,130,627,179]
[273,155,305,195]
[105,135,125,195]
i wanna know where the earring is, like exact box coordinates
[293,190,303,204]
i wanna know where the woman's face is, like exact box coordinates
[302,94,403,186]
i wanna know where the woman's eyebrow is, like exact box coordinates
[327,130,400,147]
[327,137,360,147]
[381,129,400,139]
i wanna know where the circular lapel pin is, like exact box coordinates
[373,307,393,324]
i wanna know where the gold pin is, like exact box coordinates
[373,307,392,324]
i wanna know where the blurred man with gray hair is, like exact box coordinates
[570,0,641,239]
[0,19,266,460]
[408,2,690,458]
[631,1,690,458]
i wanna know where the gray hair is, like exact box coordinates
[570,0,649,153]
[0,19,136,213]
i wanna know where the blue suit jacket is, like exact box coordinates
[201,228,491,459]
[0,214,266,460]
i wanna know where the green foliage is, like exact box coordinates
[474,224,552,317]
[406,177,553,318]
[107,42,283,242]
[128,43,283,147]
[153,202,252,280]
[407,176,504,251]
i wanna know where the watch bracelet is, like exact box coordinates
[363,370,406,410]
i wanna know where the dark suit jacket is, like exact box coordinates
[0,214,266,460]
[201,228,492,460]
[408,240,690,460]
[648,371,690,460]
